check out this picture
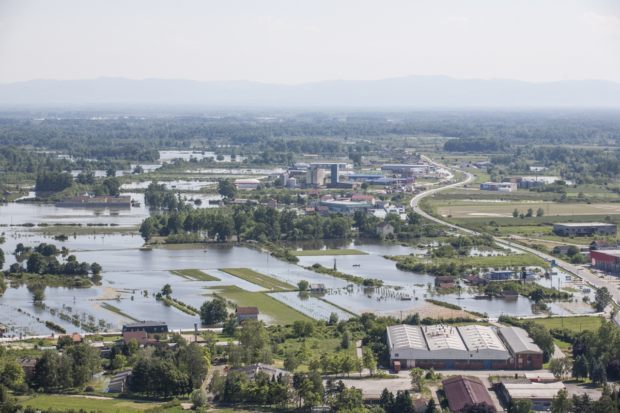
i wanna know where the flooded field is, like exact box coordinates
[0,199,598,337]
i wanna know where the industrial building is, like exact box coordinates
[496,381,565,411]
[381,164,429,176]
[442,376,496,413]
[319,199,373,214]
[590,249,620,275]
[479,182,517,192]
[234,178,260,190]
[387,324,542,370]
[552,222,617,237]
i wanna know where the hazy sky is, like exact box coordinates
[1,0,619,84]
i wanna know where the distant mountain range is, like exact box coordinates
[1,76,619,108]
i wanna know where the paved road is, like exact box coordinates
[410,158,620,325]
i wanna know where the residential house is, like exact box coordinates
[236,306,259,322]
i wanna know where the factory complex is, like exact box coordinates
[387,324,543,371]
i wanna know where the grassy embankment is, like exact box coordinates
[159,296,199,316]
[207,285,311,324]
[100,303,139,322]
[291,249,368,256]
[170,268,220,281]
[220,268,294,291]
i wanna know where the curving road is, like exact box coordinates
[411,157,620,322]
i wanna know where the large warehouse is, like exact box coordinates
[387,324,542,370]
[552,222,617,237]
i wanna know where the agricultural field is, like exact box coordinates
[220,268,294,291]
[170,268,220,281]
[18,395,183,413]
[206,285,311,324]
[291,249,367,256]
[435,201,620,219]
[529,316,605,333]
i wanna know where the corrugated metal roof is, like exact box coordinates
[387,324,427,350]
[501,382,565,400]
[459,325,507,352]
[499,326,542,354]
[423,325,467,351]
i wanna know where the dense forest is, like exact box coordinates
[1,111,619,163]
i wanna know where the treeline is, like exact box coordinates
[490,146,620,182]
[8,243,101,280]
[129,342,207,397]
[140,205,353,242]
[32,345,101,391]
[444,137,508,153]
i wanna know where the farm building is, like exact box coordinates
[236,306,259,321]
[552,222,617,237]
[496,381,565,411]
[234,178,260,190]
[479,182,517,192]
[386,324,542,370]
[442,376,496,413]
[590,249,620,275]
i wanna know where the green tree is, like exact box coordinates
[161,284,173,297]
[110,354,127,370]
[549,358,572,380]
[0,359,25,390]
[218,179,237,199]
[551,389,571,413]
[0,248,4,270]
[409,368,425,392]
[508,399,532,413]
[91,262,102,275]
[362,347,377,375]
[200,298,228,325]
[297,280,309,291]
[594,287,612,312]
[572,355,589,380]
[284,351,300,372]
[512,208,519,218]
[536,208,545,217]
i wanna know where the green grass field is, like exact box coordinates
[18,395,183,413]
[207,285,311,324]
[530,316,605,333]
[393,253,550,269]
[220,268,294,291]
[435,201,620,219]
[170,268,220,281]
[291,248,368,256]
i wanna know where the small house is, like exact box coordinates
[376,222,395,238]
[309,283,326,294]
[18,358,38,380]
[487,270,513,281]
[434,276,455,289]
[236,306,259,322]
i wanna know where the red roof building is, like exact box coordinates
[442,376,496,413]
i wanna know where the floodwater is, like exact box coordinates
[159,150,245,163]
[0,200,597,336]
